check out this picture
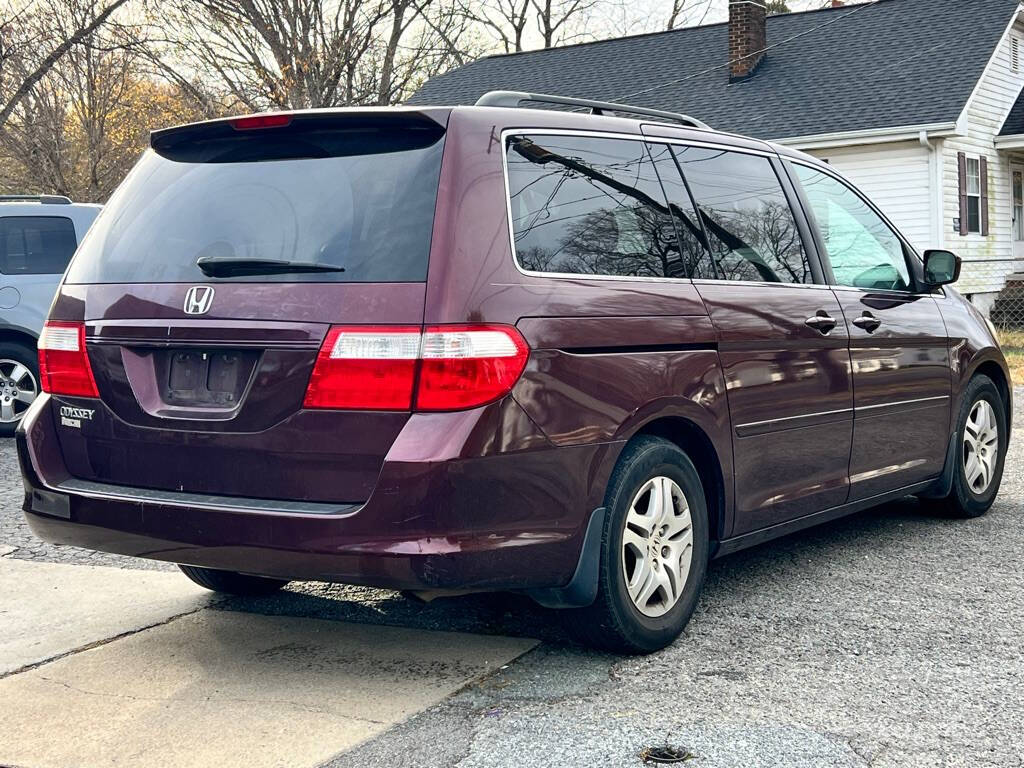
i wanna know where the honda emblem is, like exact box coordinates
[183,286,215,315]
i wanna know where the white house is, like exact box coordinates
[410,0,1024,321]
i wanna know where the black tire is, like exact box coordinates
[178,564,290,596]
[0,341,40,438]
[568,436,710,654]
[921,374,1007,519]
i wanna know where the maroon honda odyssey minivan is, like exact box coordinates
[17,92,1011,652]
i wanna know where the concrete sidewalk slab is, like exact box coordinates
[0,557,216,676]
[0,609,537,768]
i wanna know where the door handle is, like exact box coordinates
[852,312,881,333]
[804,311,837,335]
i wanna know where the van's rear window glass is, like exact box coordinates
[0,216,77,275]
[505,134,686,279]
[65,129,444,284]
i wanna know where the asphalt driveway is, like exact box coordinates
[2,390,1022,768]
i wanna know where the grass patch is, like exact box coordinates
[997,329,1024,386]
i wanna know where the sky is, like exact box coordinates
[585,0,874,46]
[672,0,872,28]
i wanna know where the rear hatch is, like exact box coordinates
[48,110,448,504]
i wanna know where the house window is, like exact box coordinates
[966,157,982,233]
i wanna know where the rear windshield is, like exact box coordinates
[65,127,445,284]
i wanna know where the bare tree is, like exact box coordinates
[530,0,596,48]
[0,0,132,128]
[152,0,470,111]
[665,0,713,31]
[0,0,205,200]
[459,0,530,53]
[377,0,484,102]
[458,0,603,52]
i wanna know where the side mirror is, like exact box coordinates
[923,249,961,287]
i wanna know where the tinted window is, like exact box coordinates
[0,216,77,275]
[506,135,684,278]
[66,133,444,284]
[673,147,811,284]
[646,143,716,279]
[793,163,911,291]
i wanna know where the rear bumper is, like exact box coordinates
[18,394,619,594]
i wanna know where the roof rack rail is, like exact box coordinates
[474,90,710,130]
[0,194,72,205]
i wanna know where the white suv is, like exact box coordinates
[0,195,100,435]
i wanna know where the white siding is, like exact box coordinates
[942,16,1024,296]
[805,141,934,251]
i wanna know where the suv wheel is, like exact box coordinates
[178,565,290,596]
[921,374,1006,519]
[0,342,39,437]
[570,436,709,654]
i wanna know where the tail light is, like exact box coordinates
[304,326,420,410]
[304,324,529,411]
[230,113,293,130]
[38,321,99,397]
[417,325,529,410]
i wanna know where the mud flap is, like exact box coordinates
[526,507,605,609]
[918,432,958,500]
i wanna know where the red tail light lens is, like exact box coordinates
[416,325,529,411]
[303,324,529,411]
[38,321,99,397]
[303,326,421,410]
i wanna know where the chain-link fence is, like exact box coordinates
[990,277,1024,388]
[990,276,1024,329]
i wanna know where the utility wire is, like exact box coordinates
[614,0,884,103]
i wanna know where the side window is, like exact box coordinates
[505,134,684,278]
[646,142,716,280]
[673,146,812,284]
[792,163,911,292]
[0,216,78,275]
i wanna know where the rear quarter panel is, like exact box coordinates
[425,109,734,535]
[2,275,60,337]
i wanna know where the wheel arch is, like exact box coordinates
[0,325,38,351]
[968,356,1012,436]
[530,400,732,610]
[628,415,729,545]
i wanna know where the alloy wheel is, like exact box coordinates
[621,476,694,618]
[963,399,999,494]
[0,359,37,424]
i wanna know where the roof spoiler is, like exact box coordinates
[474,91,710,130]
[0,194,72,205]
[150,109,448,163]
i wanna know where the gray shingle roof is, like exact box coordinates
[1000,89,1024,136]
[408,0,1020,140]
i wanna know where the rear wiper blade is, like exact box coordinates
[196,256,346,277]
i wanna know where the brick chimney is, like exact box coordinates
[729,0,767,82]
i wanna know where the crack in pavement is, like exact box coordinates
[0,598,227,681]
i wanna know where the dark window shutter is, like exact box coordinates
[958,152,968,236]
[980,156,990,236]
